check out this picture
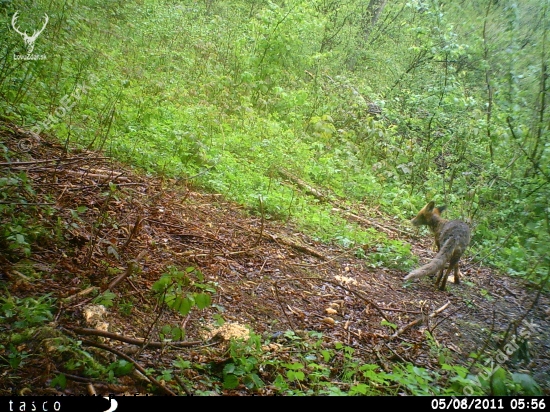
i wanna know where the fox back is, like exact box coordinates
[405,201,470,290]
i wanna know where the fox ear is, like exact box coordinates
[437,205,447,214]
[426,201,435,211]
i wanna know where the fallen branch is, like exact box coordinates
[289,249,354,267]
[63,286,99,302]
[390,301,450,340]
[107,260,140,291]
[174,375,193,396]
[336,208,412,237]
[120,216,144,251]
[81,339,177,396]
[0,156,110,167]
[276,167,412,237]
[232,221,327,260]
[273,281,297,332]
[147,218,221,243]
[268,233,328,260]
[54,370,103,384]
[65,182,147,190]
[277,167,328,201]
[275,276,392,323]
[0,202,55,206]
[69,327,202,348]
[321,278,393,323]
[57,169,131,182]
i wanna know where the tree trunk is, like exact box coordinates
[364,0,388,41]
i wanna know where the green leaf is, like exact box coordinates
[93,291,115,307]
[349,383,368,395]
[273,374,288,391]
[223,363,236,374]
[287,370,305,381]
[283,362,304,370]
[175,297,192,315]
[321,350,331,362]
[173,358,191,370]
[50,374,67,389]
[194,268,204,282]
[161,324,172,336]
[381,319,397,330]
[223,373,239,389]
[511,373,542,395]
[152,275,170,292]
[490,368,508,396]
[194,292,211,309]
[243,373,264,389]
[112,360,133,376]
[172,326,185,340]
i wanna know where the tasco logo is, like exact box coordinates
[11,11,49,60]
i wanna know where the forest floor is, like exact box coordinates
[1,122,549,396]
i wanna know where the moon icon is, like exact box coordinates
[104,397,118,412]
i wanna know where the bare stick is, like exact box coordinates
[81,339,177,396]
[390,301,450,339]
[69,327,202,348]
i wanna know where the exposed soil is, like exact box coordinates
[1,122,549,396]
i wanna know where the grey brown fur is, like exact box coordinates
[404,201,470,290]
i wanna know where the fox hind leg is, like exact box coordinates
[453,264,461,284]
[438,256,461,290]
[437,266,454,290]
[434,269,445,289]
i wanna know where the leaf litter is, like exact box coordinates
[0,122,549,395]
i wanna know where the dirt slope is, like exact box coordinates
[1,123,549,395]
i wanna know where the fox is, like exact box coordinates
[404,201,470,290]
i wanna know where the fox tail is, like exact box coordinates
[404,238,455,281]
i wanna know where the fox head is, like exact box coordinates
[411,201,446,227]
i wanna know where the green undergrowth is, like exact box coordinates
[0,0,428,270]
[0,288,542,395]
[0,158,541,395]
[1,0,549,395]
[3,0,547,283]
